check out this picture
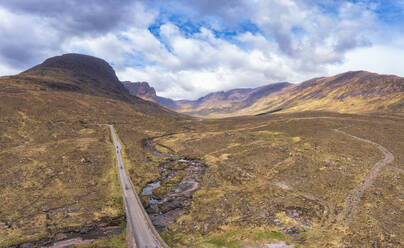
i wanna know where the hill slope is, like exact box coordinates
[246,71,404,116]
[144,71,404,118]
[171,82,292,116]
[0,53,188,247]
[1,54,403,248]
[122,82,293,116]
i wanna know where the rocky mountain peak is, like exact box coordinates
[122,81,158,102]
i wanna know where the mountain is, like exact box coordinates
[21,53,129,97]
[241,71,404,116]
[122,81,158,102]
[0,53,187,247]
[156,96,178,109]
[122,81,293,115]
[1,54,403,247]
[149,71,403,118]
[169,82,292,116]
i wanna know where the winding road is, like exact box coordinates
[335,128,394,224]
[108,125,169,248]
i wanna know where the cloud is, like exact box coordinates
[0,0,139,34]
[117,24,310,99]
[0,0,403,99]
[0,7,61,69]
[0,1,156,71]
[327,38,404,77]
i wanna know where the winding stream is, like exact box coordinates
[141,139,205,231]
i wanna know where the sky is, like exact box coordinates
[0,0,403,100]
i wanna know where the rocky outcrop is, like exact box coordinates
[9,216,124,248]
[122,81,158,102]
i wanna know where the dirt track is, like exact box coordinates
[335,129,394,224]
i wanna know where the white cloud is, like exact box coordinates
[327,42,404,77]
[117,23,306,99]
[0,63,20,76]
[0,7,61,69]
[114,1,399,100]
[0,0,403,100]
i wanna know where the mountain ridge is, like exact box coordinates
[123,70,403,117]
[123,81,293,114]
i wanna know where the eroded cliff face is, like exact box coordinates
[122,81,158,102]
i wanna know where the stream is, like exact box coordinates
[141,140,205,232]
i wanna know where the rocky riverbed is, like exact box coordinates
[142,158,205,232]
[141,139,206,232]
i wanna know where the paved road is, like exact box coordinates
[108,125,169,248]
[335,128,394,224]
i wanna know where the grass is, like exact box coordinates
[72,222,127,248]
[0,64,189,246]
[150,112,403,247]
[171,72,404,118]
[1,57,403,247]
[161,226,287,248]
[154,144,171,154]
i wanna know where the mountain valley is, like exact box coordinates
[0,54,403,248]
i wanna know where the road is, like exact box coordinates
[335,128,394,224]
[108,125,169,248]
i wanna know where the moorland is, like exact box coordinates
[0,54,403,248]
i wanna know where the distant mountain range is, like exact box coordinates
[123,71,404,117]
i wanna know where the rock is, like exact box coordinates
[67,207,78,213]
[20,243,35,248]
[5,221,12,228]
[286,226,300,235]
[55,233,68,241]
[122,81,158,102]
[325,160,334,167]
[80,158,92,163]
[147,204,160,214]
[202,223,209,235]
[265,241,295,248]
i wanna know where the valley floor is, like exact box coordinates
[1,111,403,247]
[119,112,404,248]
